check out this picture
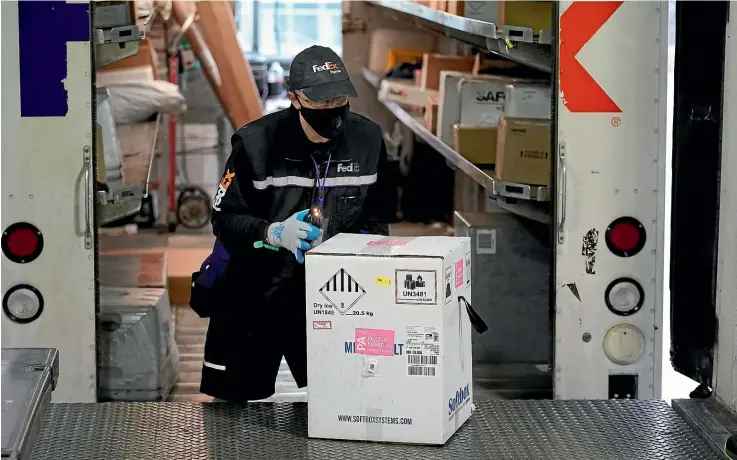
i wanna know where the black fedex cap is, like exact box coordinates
[289,45,358,102]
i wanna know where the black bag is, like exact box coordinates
[189,240,231,318]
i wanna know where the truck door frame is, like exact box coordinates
[669,0,729,396]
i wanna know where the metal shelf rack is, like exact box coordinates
[362,68,551,224]
[97,114,162,225]
[366,0,553,72]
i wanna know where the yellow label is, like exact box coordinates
[375,276,392,287]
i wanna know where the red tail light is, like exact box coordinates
[2,222,44,264]
[605,217,646,257]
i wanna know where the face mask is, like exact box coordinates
[298,102,349,140]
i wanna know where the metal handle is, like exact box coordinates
[557,143,567,244]
[83,147,92,249]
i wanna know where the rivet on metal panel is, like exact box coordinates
[85,102,90,108]
[29,194,33,199]
[582,333,592,343]
[9,194,14,199]
[88,315,93,320]
[651,279,656,284]
[634,189,639,194]
[85,71,89,76]
[651,249,656,255]
[615,189,620,194]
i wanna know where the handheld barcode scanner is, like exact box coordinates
[305,200,322,229]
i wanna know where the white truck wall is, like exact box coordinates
[554,1,669,399]
[715,2,737,413]
[1,1,97,402]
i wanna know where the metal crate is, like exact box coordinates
[453,211,550,364]
[98,287,179,401]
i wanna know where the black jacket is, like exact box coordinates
[198,106,390,402]
[212,105,389,283]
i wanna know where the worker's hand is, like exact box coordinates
[266,209,320,264]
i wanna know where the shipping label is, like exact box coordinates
[406,325,440,377]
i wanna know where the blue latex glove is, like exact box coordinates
[266,209,320,264]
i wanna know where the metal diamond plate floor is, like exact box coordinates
[30,400,716,460]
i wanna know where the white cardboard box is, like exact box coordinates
[306,234,474,445]
[504,83,552,119]
[437,71,506,146]
[458,77,511,127]
[463,1,499,23]
[378,79,437,108]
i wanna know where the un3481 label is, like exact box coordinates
[395,269,437,305]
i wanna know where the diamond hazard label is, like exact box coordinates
[319,268,366,315]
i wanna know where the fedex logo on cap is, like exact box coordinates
[313,61,341,74]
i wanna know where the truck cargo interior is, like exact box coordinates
[3,0,737,458]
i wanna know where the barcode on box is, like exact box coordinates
[407,355,438,365]
[408,366,436,376]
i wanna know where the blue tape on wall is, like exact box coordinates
[18,1,90,118]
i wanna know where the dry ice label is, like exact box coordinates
[395,269,437,305]
[319,268,366,315]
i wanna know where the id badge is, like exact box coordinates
[312,217,329,248]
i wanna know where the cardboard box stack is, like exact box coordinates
[366,18,554,188]
[306,234,474,444]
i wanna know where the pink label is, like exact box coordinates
[367,240,408,246]
[355,328,395,356]
[455,260,464,288]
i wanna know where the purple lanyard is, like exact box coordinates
[310,153,332,207]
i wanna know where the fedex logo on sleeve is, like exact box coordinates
[313,61,341,74]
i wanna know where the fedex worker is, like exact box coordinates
[199,45,390,403]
